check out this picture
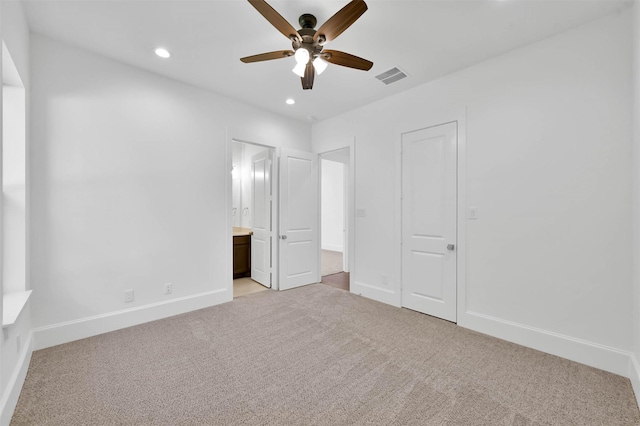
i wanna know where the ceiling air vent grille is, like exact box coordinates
[375,67,407,85]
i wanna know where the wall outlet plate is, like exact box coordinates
[165,283,173,294]
[124,289,134,303]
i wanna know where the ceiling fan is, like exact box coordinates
[240,0,373,90]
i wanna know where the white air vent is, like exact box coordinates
[375,67,407,85]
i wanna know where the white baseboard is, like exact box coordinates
[351,281,401,307]
[321,244,343,253]
[0,331,33,426]
[629,354,640,409]
[460,310,631,377]
[33,289,231,350]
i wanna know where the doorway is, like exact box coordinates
[320,148,350,292]
[231,140,274,298]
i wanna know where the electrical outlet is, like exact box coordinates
[165,283,173,294]
[16,333,20,353]
[124,289,134,303]
[381,274,388,285]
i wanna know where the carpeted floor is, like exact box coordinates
[321,249,343,276]
[12,284,640,425]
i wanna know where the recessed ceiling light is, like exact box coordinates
[285,98,295,105]
[154,47,171,59]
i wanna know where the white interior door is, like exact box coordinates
[401,122,457,322]
[251,149,272,287]
[279,148,319,290]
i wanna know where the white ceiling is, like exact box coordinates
[23,0,630,123]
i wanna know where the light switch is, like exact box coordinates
[356,209,366,217]
[468,207,478,220]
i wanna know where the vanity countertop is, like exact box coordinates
[233,227,253,237]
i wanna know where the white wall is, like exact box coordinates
[321,159,344,252]
[239,143,265,229]
[0,1,32,424]
[313,11,633,375]
[631,0,640,406]
[231,141,267,230]
[29,35,310,346]
[231,142,242,228]
[3,84,26,295]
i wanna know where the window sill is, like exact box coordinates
[3,290,32,328]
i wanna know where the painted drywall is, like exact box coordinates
[231,142,242,228]
[313,12,633,369]
[231,141,268,230]
[30,36,310,335]
[3,85,26,295]
[631,0,640,404]
[240,143,266,230]
[0,0,32,422]
[1,1,28,87]
[321,159,344,252]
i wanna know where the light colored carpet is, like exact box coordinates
[321,249,343,276]
[233,277,269,298]
[12,284,640,425]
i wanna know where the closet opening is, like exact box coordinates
[231,140,275,298]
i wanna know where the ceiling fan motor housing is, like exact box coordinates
[292,14,324,61]
[299,13,317,29]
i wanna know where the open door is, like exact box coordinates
[251,149,272,287]
[279,148,319,290]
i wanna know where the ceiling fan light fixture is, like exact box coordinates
[241,0,373,90]
[313,57,328,75]
[294,48,310,65]
[292,62,307,77]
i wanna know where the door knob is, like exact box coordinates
[280,235,288,240]
[447,244,455,251]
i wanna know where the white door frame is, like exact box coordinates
[394,108,467,320]
[316,140,355,291]
[226,137,280,298]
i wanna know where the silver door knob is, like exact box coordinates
[280,235,287,240]
[447,244,455,251]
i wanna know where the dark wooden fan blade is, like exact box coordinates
[322,50,373,70]
[314,0,367,44]
[240,50,295,63]
[248,0,301,42]
[301,62,315,90]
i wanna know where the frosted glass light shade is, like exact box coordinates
[294,48,310,64]
[313,57,328,75]
[292,62,307,77]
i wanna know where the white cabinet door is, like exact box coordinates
[251,149,271,287]
[279,148,319,290]
[401,122,457,322]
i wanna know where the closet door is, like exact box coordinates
[401,122,458,322]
